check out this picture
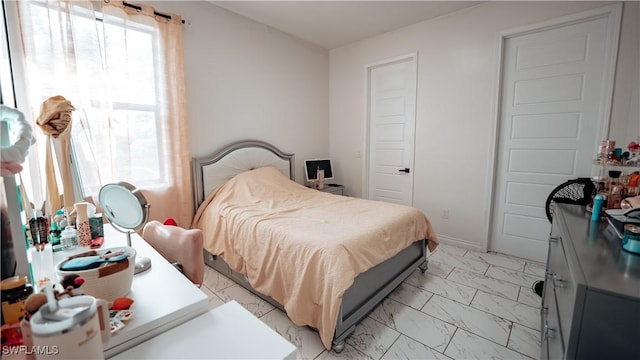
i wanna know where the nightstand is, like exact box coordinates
[319,184,344,195]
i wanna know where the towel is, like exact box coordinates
[36,95,76,215]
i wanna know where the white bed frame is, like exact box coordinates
[191,140,429,352]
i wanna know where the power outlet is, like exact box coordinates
[441,208,450,219]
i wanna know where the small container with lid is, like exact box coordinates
[60,226,79,251]
[1,275,33,324]
[30,286,111,359]
[622,224,640,254]
[54,209,67,228]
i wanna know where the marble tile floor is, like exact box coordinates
[199,244,545,359]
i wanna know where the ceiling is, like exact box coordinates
[211,1,482,49]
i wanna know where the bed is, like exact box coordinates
[190,140,438,352]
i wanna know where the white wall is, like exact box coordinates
[155,1,330,182]
[609,1,640,144]
[329,1,639,250]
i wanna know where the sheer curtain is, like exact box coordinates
[16,0,193,226]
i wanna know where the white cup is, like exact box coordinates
[30,295,110,359]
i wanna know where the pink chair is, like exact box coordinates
[142,220,204,286]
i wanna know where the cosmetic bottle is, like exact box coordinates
[49,222,61,247]
[74,202,92,247]
[28,210,48,246]
[591,193,605,222]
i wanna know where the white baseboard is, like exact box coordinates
[435,235,484,252]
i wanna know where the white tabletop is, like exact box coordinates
[112,300,298,360]
[53,225,209,358]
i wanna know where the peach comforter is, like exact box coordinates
[191,167,438,349]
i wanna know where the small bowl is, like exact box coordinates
[55,247,136,301]
[609,170,622,178]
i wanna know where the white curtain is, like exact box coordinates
[16,0,193,226]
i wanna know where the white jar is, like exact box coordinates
[60,226,78,251]
[31,295,110,359]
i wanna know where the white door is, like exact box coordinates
[367,54,417,205]
[491,9,620,262]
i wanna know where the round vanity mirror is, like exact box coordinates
[99,182,151,274]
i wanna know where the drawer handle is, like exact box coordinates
[549,236,560,243]
[553,274,565,289]
[543,324,556,340]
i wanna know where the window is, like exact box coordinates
[12,0,192,225]
[22,2,166,196]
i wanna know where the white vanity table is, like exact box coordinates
[53,224,209,358]
[113,300,298,359]
[52,224,297,359]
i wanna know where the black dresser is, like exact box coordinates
[541,204,640,359]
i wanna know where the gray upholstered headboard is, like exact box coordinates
[191,140,295,211]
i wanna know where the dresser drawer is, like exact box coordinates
[551,250,579,347]
[546,233,578,349]
[546,290,564,359]
[542,204,640,360]
[541,278,564,359]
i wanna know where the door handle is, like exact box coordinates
[398,168,410,173]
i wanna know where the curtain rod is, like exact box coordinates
[119,1,186,25]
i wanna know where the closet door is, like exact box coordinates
[490,6,621,261]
